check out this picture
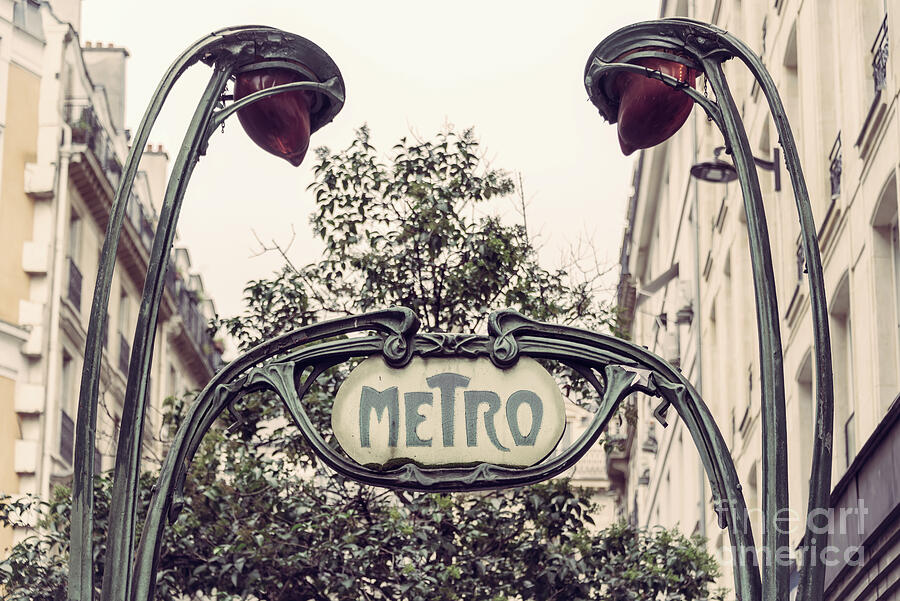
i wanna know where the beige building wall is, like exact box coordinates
[0,1,223,556]
[0,64,38,323]
[0,377,18,553]
[0,4,43,550]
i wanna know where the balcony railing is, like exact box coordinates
[872,15,889,93]
[828,132,842,200]
[119,332,131,375]
[65,103,123,190]
[796,236,806,283]
[65,104,158,242]
[574,444,607,480]
[60,410,74,463]
[165,259,223,372]
[65,100,222,375]
[67,257,82,312]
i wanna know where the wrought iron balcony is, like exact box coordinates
[65,102,222,375]
[796,236,806,282]
[64,103,123,190]
[828,132,842,200]
[67,104,157,238]
[118,332,131,375]
[574,444,607,480]
[67,257,82,312]
[637,468,650,486]
[164,260,223,373]
[872,15,889,93]
[60,410,74,463]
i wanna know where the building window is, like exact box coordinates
[781,22,800,129]
[892,222,900,364]
[59,352,75,463]
[745,463,760,537]
[67,257,82,311]
[60,352,74,415]
[118,289,131,374]
[828,133,842,201]
[830,274,855,472]
[68,210,81,261]
[113,415,121,453]
[794,351,814,509]
[845,413,857,466]
[94,441,102,473]
[872,174,899,408]
[117,288,130,333]
[12,0,43,39]
[167,362,178,399]
[67,211,83,311]
[871,14,888,94]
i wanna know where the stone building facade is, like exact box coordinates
[615,0,898,598]
[0,0,222,552]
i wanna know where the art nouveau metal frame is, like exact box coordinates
[67,19,833,601]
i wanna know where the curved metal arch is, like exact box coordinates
[487,310,763,600]
[129,307,760,601]
[70,26,346,601]
[585,18,834,601]
[69,27,258,599]
[694,24,835,601]
[131,307,413,601]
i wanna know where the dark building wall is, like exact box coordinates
[824,396,900,600]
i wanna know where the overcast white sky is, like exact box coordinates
[80,1,659,331]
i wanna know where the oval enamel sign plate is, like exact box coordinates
[332,356,566,468]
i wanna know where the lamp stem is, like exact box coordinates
[100,65,232,601]
[703,59,790,601]
[728,34,834,601]
[67,27,245,601]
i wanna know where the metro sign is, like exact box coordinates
[332,356,566,468]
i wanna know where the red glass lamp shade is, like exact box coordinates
[234,66,313,167]
[612,49,697,156]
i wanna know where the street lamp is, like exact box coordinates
[68,26,345,601]
[690,146,740,183]
[233,63,316,166]
[691,145,780,187]
[585,18,833,601]
[606,47,697,155]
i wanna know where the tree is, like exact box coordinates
[1,126,724,601]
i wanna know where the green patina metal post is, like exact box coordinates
[585,18,834,601]
[67,19,832,601]
[68,27,345,601]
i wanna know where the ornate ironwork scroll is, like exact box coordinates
[125,307,757,601]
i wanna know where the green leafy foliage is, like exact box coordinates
[1,126,722,600]
[2,480,723,601]
[219,126,618,339]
